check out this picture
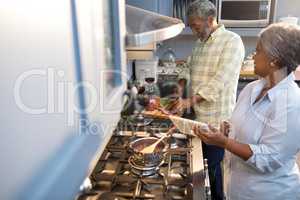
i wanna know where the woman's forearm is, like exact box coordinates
[225,138,253,161]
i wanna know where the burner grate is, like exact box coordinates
[79,131,193,200]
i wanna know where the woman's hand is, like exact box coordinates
[193,121,230,148]
[220,120,231,137]
[194,121,253,160]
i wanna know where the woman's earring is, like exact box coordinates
[270,62,276,67]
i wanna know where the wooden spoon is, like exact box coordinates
[140,126,176,154]
[140,135,167,154]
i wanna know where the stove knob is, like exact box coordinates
[204,159,212,200]
[184,183,193,199]
[79,178,92,193]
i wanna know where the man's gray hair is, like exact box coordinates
[187,0,217,19]
[259,22,300,72]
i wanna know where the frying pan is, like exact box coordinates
[128,137,168,167]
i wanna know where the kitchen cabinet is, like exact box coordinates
[126,0,173,16]
[126,0,159,13]
[158,0,174,17]
[0,0,127,199]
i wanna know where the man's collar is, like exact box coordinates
[211,24,225,39]
[204,24,225,43]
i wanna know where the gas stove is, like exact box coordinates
[77,119,210,200]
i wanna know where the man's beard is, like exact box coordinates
[197,23,211,41]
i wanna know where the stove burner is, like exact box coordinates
[152,133,187,150]
[168,137,187,149]
[129,114,153,128]
[78,122,201,200]
[128,156,164,177]
[97,192,127,200]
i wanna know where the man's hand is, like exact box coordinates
[191,95,203,105]
[168,95,202,115]
[164,99,185,116]
[175,60,185,65]
[180,95,203,109]
[161,95,203,116]
[169,98,191,115]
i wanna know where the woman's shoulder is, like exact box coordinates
[244,80,261,90]
[287,82,300,108]
[237,80,260,100]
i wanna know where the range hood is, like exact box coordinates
[126,5,185,47]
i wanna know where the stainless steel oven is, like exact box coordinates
[218,0,274,28]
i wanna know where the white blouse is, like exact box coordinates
[226,73,300,200]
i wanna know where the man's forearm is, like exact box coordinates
[190,94,203,106]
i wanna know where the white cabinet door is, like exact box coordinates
[126,0,159,12]
[159,0,173,16]
[126,0,176,17]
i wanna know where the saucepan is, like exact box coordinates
[126,114,153,127]
[128,137,168,167]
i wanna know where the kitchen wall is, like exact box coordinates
[162,0,300,60]
[162,35,257,60]
[127,0,300,80]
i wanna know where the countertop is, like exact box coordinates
[240,66,300,81]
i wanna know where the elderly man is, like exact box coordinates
[178,0,245,199]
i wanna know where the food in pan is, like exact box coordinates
[142,109,169,119]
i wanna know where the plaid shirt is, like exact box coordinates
[188,25,245,127]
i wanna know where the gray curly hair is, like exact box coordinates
[259,22,300,73]
[187,0,217,19]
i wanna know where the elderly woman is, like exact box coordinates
[194,23,300,200]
